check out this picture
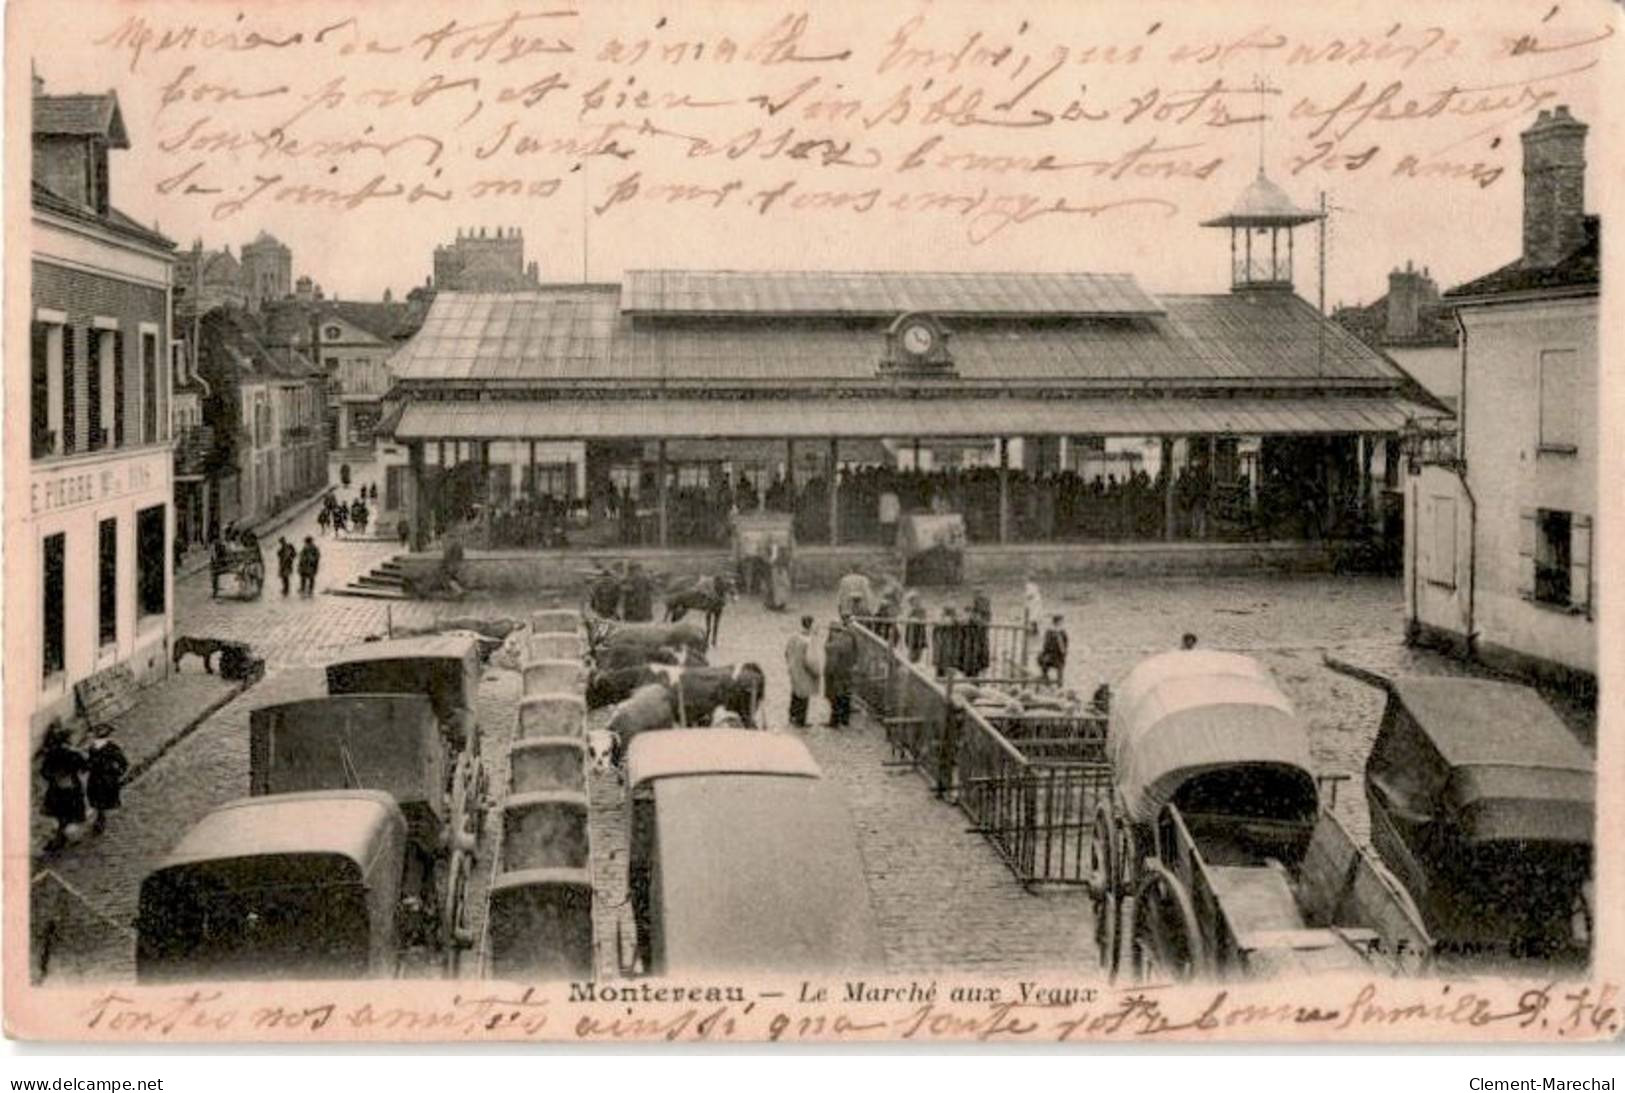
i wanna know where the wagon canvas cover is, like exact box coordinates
[1367,678,1594,846]
[1108,651,1314,823]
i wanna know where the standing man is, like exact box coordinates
[823,615,859,729]
[622,561,654,622]
[276,536,296,597]
[297,536,321,596]
[1038,614,1070,686]
[785,615,818,728]
[1022,571,1044,667]
[1180,632,1199,651]
[589,564,622,619]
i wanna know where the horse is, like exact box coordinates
[663,573,736,648]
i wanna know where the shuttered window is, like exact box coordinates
[1428,496,1457,588]
[1538,349,1579,452]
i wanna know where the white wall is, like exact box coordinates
[1460,296,1597,675]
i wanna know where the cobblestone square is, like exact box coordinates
[30,470,1595,983]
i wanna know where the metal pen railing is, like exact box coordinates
[851,620,1111,887]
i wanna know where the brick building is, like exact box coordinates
[16,81,177,744]
[1406,106,1599,691]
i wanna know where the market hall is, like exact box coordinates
[378,177,1446,567]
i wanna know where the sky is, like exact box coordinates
[19,0,1616,310]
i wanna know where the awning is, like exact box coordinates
[393,397,1434,441]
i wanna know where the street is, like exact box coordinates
[31,461,1595,983]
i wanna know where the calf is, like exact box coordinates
[657,663,767,728]
[585,665,662,710]
[598,682,678,769]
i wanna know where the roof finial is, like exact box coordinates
[1255,72,1267,178]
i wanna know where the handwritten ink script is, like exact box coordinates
[67,979,1623,1043]
[88,2,1613,244]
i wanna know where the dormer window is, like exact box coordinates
[326,325,342,340]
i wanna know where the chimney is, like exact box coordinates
[1521,105,1588,268]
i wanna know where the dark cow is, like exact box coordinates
[593,620,708,662]
[660,663,767,728]
[586,665,663,710]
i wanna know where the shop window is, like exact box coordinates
[99,517,118,647]
[525,463,573,499]
[1538,349,1578,453]
[137,504,167,619]
[43,532,65,678]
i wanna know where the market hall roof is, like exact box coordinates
[620,270,1164,317]
[394,396,1440,442]
[387,286,1414,389]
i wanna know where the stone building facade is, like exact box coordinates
[1407,106,1599,690]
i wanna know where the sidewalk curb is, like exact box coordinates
[123,676,255,786]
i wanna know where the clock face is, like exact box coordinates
[901,322,935,356]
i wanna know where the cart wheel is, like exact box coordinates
[1366,858,1433,975]
[441,850,473,976]
[1086,808,1119,977]
[1126,862,1205,983]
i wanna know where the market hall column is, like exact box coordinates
[1162,437,1177,542]
[998,437,1011,544]
[408,441,428,551]
[828,438,840,546]
[656,439,669,548]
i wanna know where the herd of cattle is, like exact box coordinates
[580,620,768,771]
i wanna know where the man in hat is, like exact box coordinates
[297,536,321,596]
[276,536,296,597]
[785,615,819,728]
[1038,614,1070,685]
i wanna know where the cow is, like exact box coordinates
[593,683,678,772]
[656,663,767,729]
[592,620,708,665]
[586,665,664,710]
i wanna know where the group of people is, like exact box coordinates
[36,719,129,854]
[274,535,322,596]
[316,487,375,538]
[586,561,657,623]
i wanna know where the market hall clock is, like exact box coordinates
[884,312,953,375]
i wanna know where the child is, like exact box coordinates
[38,721,87,853]
[1038,614,1070,685]
[85,723,130,835]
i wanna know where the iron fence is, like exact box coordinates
[851,620,1112,887]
